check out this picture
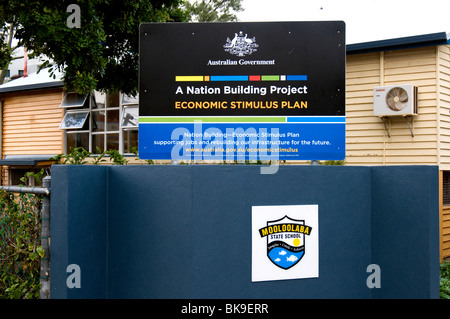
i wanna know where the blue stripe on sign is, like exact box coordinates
[286,75,308,81]
[210,75,249,81]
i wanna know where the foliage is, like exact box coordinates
[185,0,243,22]
[2,0,189,95]
[1,0,244,91]
[0,188,44,299]
[441,261,450,299]
[105,149,128,165]
[51,147,91,165]
[51,147,133,165]
[318,160,346,166]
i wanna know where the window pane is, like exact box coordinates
[121,107,138,128]
[92,110,105,132]
[94,91,106,109]
[122,94,139,105]
[60,111,89,129]
[106,133,119,150]
[106,92,119,108]
[67,132,89,150]
[60,92,88,108]
[106,109,120,131]
[123,130,138,153]
[92,134,105,153]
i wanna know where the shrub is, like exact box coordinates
[0,190,44,299]
[441,261,450,299]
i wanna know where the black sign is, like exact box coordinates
[139,22,345,117]
[138,22,346,161]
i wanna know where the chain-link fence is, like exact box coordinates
[0,177,50,299]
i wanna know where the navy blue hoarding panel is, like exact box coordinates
[50,165,439,299]
[106,165,371,299]
[50,165,108,299]
[371,166,440,299]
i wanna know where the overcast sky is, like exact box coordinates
[237,0,450,44]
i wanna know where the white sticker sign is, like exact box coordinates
[252,205,319,282]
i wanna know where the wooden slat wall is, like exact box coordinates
[438,46,450,260]
[346,47,439,165]
[438,45,450,170]
[443,205,450,260]
[1,88,64,185]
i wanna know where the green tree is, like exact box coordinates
[185,0,243,22]
[0,0,244,93]
[1,0,189,94]
[0,6,21,84]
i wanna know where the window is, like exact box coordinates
[120,93,139,154]
[92,92,120,152]
[60,91,139,155]
[60,111,89,129]
[60,92,88,108]
[121,106,138,128]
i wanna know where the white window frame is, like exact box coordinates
[59,110,90,130]
[61,91,139,155]
[119,93,139,154]
[60,91,89,108]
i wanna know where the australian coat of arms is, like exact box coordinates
[223,31,259,57]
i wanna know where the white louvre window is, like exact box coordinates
[59,111,89,129]
[60,92,88,108]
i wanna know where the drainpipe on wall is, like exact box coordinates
[23,47,28,77]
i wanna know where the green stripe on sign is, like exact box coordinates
[139,117,286,123]
[261,75,280,81]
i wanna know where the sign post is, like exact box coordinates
[139,22,346,161]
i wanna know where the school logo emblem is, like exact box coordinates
[223,31,259,57]
[258,215,312,270]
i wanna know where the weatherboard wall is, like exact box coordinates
[1,88,64,184]
[345,46,439,166]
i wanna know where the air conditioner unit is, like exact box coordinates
[373,84,418,117]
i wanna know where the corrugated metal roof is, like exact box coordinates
[0,67,63,93]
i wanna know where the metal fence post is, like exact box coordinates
[39,176,51,299]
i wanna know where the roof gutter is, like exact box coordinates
[0,81,64,94]
[346,32,449,55]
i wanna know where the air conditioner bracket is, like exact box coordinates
[380,116,414,138]
[404,115,414,137]
[381,117,390,138]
